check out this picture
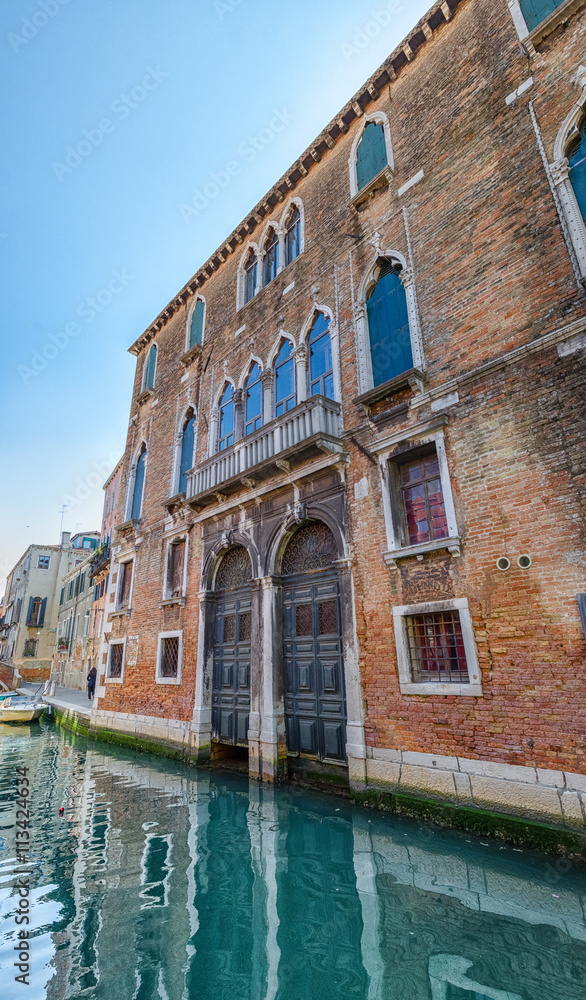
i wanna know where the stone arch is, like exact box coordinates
[267,505,347,578]
[203,535,258,591]
[238,353,264,390]
[348,110,394,199]
[237,241,260,308]
[550,74,586,282]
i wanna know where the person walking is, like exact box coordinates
[87,665,97,701]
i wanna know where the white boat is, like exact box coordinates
[0,696,46,723]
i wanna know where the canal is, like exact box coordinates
[0,723,585,1000]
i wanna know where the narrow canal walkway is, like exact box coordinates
[19,682,92,718]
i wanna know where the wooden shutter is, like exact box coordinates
[131,451,146,520]
[39,598,47,625]
[190,300,204,348]
[27,597,34,624]
[367,267,413,386]
[179,419,195,494]
[520,0,563,32]
[145,345,157,389]
[356,122,387,190]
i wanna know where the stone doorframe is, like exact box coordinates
[191,509,367,789]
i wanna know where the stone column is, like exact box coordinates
[261,369,274,424]
[234,388,245,442]
[293,344,308,403]
[252,576,287,783]
[337,557,367,789]
[191,590,214,762]
[208,408,219,458]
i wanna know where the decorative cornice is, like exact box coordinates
[128,0,465,356]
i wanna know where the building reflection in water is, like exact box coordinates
[2,732,585,1000]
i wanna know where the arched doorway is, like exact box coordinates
[281,522,347,762]
[212,546,253,748]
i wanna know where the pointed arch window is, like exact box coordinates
[274,341,296,417]
[263,229,279,286]
[366,260,413,387]
[144,344,157,390]
[178,412,196,494]
[568,121,586,224]
[131,446,146,520]
[188,299,205,350]
[218,384,235,452]
[285,206,301,265]
[308,313,334,399]
[519,0,565,31]
[245,364,263,435]
[244,250,257,304]
[356,121,388,191]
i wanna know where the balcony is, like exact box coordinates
[187,395,343,509]
[89,544,110,579]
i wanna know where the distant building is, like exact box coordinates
[0,531,99,684]
[54,462,123,690]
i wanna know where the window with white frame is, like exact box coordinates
[376,422,460,566]
[349,112,394,200]
[393,598,482,696]
[284,205,301,265]
[116,559,134,611]
[186,297,205,351]
[37,555,51,570]
[164,538,186,601]
[107,639,125,680]
[142,343,157,391]
[156,631,182,684]
[549,89,586,283]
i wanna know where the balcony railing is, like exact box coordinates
[89,544,110,579]
[187,395,343,507]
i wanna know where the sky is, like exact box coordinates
[0,0,432,594]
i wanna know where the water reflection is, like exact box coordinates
[1,726,585,1000]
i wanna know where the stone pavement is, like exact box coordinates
[20,682,93,718]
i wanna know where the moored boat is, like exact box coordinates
[0,696,46,723]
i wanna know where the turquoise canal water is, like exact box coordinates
[1,724,585,1000]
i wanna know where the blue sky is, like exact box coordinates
[0,0,432,593]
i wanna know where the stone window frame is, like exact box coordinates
[393,597,482,697]
[506,0,586,50]
[106,637,126,684]
[348,110,395,201]
[161,531,189,606]
[238,352,267,431]
[373,417,461,567]
[209,376,237,458]
[549,69,586,284]
[155,630,183,685]
[37,555,51,570]
[236,198,305,311]
[184,294,206,353]
[115,555,135,613]
[299,303,342,406]
[171,405,197,497]
[355,250,425,396]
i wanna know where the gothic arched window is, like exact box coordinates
[244,250,257,304]
[308,313,334,399]
[131,446,147,520]
[568,121,586,224]
[274,341,296,417]
[178,412,196,494]
[245,364,263,435]
[356,121,388,191]
[218,384,235,452]
[285,206,301,265]
[366,260,413,387]
[143,344,157,390]
[188,299,205,349]
[263,229,279,286]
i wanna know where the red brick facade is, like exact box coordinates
[92,0,586,828]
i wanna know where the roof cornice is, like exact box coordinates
[128,0,463,356]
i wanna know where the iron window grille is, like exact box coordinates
[160,636,180,678]
[108,642,124,679]
[405,611,469,684]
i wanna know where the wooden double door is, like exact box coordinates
[212,589,252,746]
[282,571,347,762]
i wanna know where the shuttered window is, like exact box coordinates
[569,123,586,224]
[366,261,413,386]
[189,299,205,348]
[144,344,157,389]
[131,448,146,520]
[356,121,387,191]
[167,540,186,599]
[519,0,565,31]
[26,596,46,627]
[179,416,195,493]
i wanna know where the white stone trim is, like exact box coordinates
[124,440,148,522]
[377,424,459,559]
[106,636,126,684]
[506,0,530,41]
[398,169,424,197]
[348,110,394,199]
[547,78,586,280]
[393,598,482,696]
[505,76,534,105]
[298,303,341,404]
[115,553,136,612]
[155,630,183,685]
[140,342,158,392]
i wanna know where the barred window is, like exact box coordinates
[108,642,124,679]
[405,611,469,684]
[159,636,180,678]
[23,639,37,658]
